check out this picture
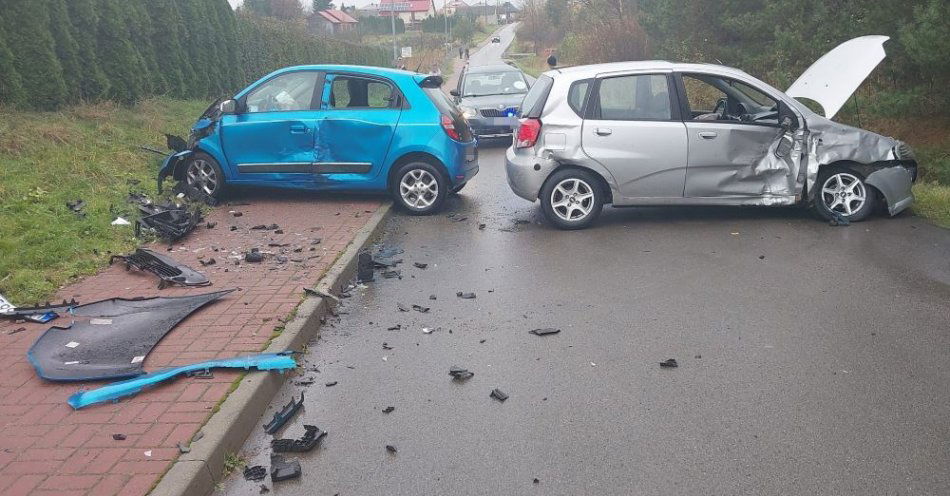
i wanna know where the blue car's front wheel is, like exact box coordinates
[184,152,225,200]
[392,161,447,215]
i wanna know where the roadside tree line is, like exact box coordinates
[0,0,390,110]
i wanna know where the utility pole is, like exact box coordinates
[444,0,449,44]
[390,1,397,64]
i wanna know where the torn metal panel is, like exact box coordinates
[866,166,915,216]
[110,249,210,288]
[66,352,296,409]
[28,289,234,381]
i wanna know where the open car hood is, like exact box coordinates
[786,35,889,119]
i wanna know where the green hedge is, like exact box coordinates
[0,0,390,110]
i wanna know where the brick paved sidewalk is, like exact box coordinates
[0,190,382,495]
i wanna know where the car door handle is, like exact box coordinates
[594,128,612,136]
[289,124,309,134]
[699,131,718,139]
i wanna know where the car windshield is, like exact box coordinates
[462,71,528,97]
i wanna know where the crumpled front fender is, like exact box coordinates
[157,150,193,194]
[866,166,915,216]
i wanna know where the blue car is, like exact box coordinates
[158,65,478,214]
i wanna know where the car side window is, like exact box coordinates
[567,79,591,116]
[327,76,394,109]
[682,74,779,124]
[593,74,671,121]
[245,72,318,113]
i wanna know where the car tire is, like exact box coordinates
[539,168,604,230]
[392,161,448,215]
[813,166,878,222]
[183,152,226,200]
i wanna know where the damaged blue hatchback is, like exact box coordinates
[158,65,478,214]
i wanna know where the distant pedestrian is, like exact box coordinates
[546,53,557,69]
[459,46,464,59]
[464,47,470,59]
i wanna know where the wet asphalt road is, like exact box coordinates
[222,26,950,496]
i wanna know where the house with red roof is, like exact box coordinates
[310,9,360,36]
[377,0,436,27]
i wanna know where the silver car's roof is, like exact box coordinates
[544,60,755,81]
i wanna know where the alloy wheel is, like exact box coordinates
[821,172,866,217]
[550,178,594,222]
[186,159,218,196]
[399,169,439,209]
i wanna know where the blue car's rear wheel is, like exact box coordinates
[393,161,447,215]
[184,152,225,199]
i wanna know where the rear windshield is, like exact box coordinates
[422,87,474,142]
[520,74,554,118]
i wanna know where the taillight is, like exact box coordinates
[516,118,541,148]
[441,114,461,141]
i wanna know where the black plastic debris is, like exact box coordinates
[828,210,851,226]
[396,303,409,312]
[244,465,267,482]
[411,304,430,313]
[270,454,301,482]
[232,211,243,217]
[245,249,263,263]
[490,388,509,402]
[478,223,486,230]
[357,251,374,282]
[206,221,217,229]
[385,445,398,454]
[112,433,126,441]
[533,478,540,484]
[456,292,476,299]
[449,366,474,381]
[387,325,401,331]
[28,289,234,381]
[529,328,560,336]
[271,425,326,453]
[382,343,393,350]
[758,255,765,260]
[135,201,202,241]
[660,358,678,368]
[429,294,437,300]
[110,249,210,289]
[1,299,78,320]
[251,223,279,230]
[413,262,428,269]
[199,258,216,267]
[66,199,86,216]
[263,392,304,435]
[382,270,401,279]
[382,406,395,414]
[325,381,337,387]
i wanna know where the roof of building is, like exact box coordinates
[378,0,434,13]
[316,9,359,24]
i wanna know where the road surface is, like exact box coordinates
[222,23,950,496]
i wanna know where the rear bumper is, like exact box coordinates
[505,146,556,201]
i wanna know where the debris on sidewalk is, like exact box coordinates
[244,465,267,482]
[1,298,77,320]
[271,425,326,453]
[385,445,398,454]
[135,200,202,241]
[31,289,235,382]
[245,248,264,263]
[270,454,301,482]
[251,223,279,230]
[449,366,474,381]
[110,248,210,289]
[67,352,297,409]
[263,392,305,434]
[659,358,679,368]
[490,388,509,402]
[529,328,560,336]
[456,292,476,299]
[112,433,126,441]
[177,442,191,454]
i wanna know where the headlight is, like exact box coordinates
[459,106,478,119]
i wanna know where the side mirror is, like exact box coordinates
[219,99,237,114]
[450,89,460,97]
[778,101,799,131]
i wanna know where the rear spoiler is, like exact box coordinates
[418,75,443,88]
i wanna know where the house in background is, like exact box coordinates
[441,0,469,16]
[377,0,436,28]
[310,9,360,36]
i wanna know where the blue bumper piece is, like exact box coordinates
[157,150,193,194]
[67,352,297,409]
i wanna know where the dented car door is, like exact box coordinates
[678,73,803,200]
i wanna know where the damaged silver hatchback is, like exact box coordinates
[506,36,917,229]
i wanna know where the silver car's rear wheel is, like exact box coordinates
[821,172,866,216]
[550,178,595,222]
[186,158,219,197]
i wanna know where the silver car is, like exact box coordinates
[505,36,918,229]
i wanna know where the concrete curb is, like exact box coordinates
[150,201,393,496]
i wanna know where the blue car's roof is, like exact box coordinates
[235,65,425,99]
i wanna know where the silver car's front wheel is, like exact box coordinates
[186,158,219,197]
[550,178,595,222]
[821,172,866,216]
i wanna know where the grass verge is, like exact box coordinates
[0,98,208,303]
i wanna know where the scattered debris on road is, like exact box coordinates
[456,292,476,299]
[263,392,305,434]
[271,454,303,482]
[449,366,474,381]
[382,406,395,414]
[490,388,509,402]
[110,248,210,289]
[397,303,409,312]
[244,466,267,482]
[413,262,428,269]
[325,381,338,387]
[357,251,375,282]
[659,358,679,368]
[529,328,560,336]
[271,425,326,453]
[411,304,430,313]
[386,445,398,454]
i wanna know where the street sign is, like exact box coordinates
[401,46,412,58]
